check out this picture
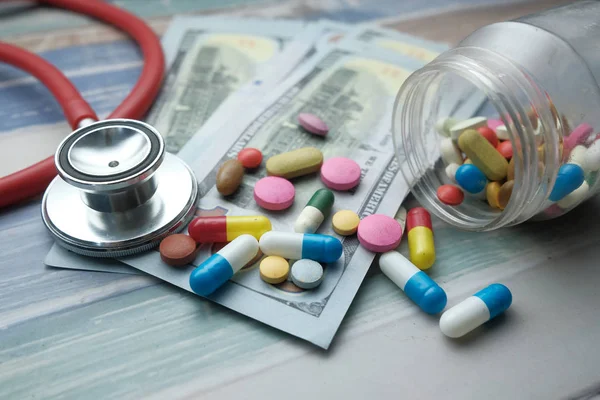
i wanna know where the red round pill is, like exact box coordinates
[237,148,263,169]
[496,141,513,159]
[437,184,464,206]
[477,126,498,147]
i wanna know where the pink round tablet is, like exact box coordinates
[298,113,329,136]
[357,214,402,253]
[564,123,593,151]
[321,157,361,191]
[254,176,295,211]
[487,119,504,132]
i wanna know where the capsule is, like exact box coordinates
[379,251,446,314]
[188,215,271,243]
[439,283,512,338]
[406,207,435,270]
[259,231,342,263]
[294,189,334,233]
[189,235,259,296]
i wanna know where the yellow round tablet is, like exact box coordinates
[259,256,290,284]
[332,210,360,236]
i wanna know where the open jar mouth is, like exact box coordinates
[393,47,562,231]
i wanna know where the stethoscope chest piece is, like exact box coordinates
[42,119,198,257]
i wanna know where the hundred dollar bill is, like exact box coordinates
[146,16,323,153]
[345,25,487,119]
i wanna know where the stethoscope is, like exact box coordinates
[0,0,199,257]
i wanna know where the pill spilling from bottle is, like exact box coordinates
[435,114,597,218]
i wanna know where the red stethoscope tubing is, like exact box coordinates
[0,0,165,209]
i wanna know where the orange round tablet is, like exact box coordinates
[160,234,197,267]
[237,148,263,169]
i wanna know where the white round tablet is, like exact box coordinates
[291,259,324,289]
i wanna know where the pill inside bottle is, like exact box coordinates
[393,1,600,231]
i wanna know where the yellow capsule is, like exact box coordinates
[406,208,435,270]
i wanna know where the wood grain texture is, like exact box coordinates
[2,0,600,399]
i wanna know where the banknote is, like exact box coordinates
[145,16,323,153]
[46,41,425,348]
[346,25,487,118]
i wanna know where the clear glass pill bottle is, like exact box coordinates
[393,1,600,231]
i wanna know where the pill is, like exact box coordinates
[216,159,245,196]
[259,231,342,263]
[298,113,329,136]
[567,145,587,168]
[159,234,198,267]
[379,251,446,314]
[463,158,473,165]
[486,182,502,209]
[294,188,334,233]
[440,138,463,165]
[477,126,498,147]
[237,148,263,169]
[266,147,323,179]
[549,163,584,202]
[290,259,324,289]
[445,163,460,183]
[449,116,487,141]
[188,215,272,243]
[189,234,259,296]
[497,180,514,210]
[406,207,435,270]
[455,164,488,194]
[557,181,589,209]
[437,184,464,206]
[584,139,600,172]
[259,256,290,284]
[394,206,408,231]
[564,123,593,151]
[332,209,360,236]
[495,125,510,141]
[507,158,515,181]
[435,117,458,137]
[487,119,504,132]
[320,157,361,191]
[254,176,295,210]
[357,214,402,253]
[458,129,508,181]
[496,140,513,159]
[439,283,512,338]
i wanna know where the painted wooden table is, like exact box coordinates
[2,1,599,399]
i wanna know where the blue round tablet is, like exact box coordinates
[455,164,488,194]
[549,163,585,201]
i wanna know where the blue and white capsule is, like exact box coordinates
[440,283,512,338]
[189,234,259,296]
[259,231,342,263]
[379,251,447,314]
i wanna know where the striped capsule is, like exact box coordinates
[440,283,512,338]
[259,231,342,264]
[406,207,435,270]
[188,215,271,243]
[189,235,259,296]
[379,251,447,314]
[294,188,334,233]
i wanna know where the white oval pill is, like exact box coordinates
[584,140,600,172]
[449,116,487,141]
[435,117,458,137]
[291,259,324,289]
[495,125,510,141]
[568,145,587,168]
[445,163,460,183]
[440,138,463,165]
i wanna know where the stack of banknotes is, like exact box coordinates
[46,16,484,348]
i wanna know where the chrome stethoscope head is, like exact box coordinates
[42,119,199,258]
